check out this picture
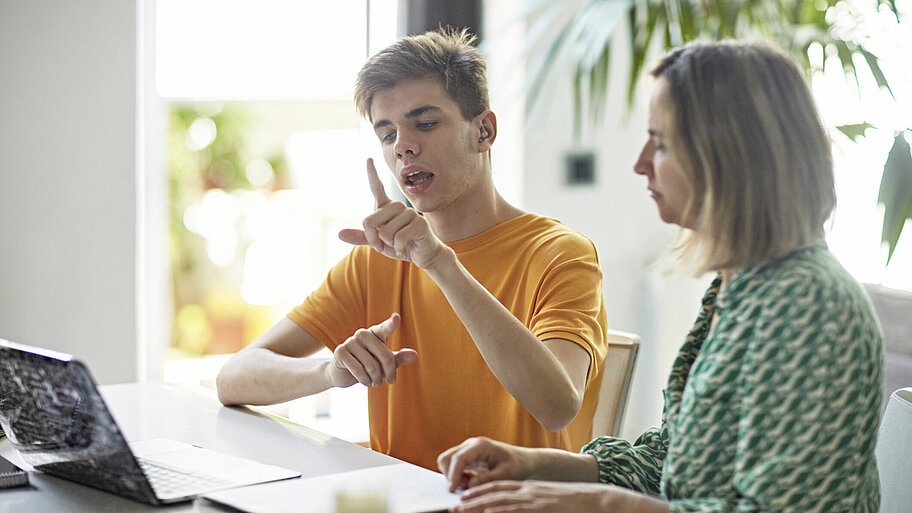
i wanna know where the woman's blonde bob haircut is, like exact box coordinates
[652,41,835,275]
[354,27,489,123]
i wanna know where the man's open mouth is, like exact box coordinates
[405,170,433,186]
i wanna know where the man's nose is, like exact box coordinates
[394,131,418,158]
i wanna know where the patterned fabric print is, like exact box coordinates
[582,427,665,495]
[583,277,721,495]
[584,243,884,512]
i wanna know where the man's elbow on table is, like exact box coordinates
[215,359,247,406]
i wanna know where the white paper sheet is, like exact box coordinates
[200,462,461,513]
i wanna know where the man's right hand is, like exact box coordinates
[338,159,449,271]
[326,312,418,388]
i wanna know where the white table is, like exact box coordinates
[0,382,403,512]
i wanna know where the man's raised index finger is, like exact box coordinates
[366,158,391,208]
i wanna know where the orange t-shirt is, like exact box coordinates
[288,213,608,470]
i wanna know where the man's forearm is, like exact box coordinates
[422,247,587,431]
[216,348,335,406]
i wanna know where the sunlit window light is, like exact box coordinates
[816,6,912,292]
[186,117,217,150]
[155,0,370,100]
[245,158,275,187]
[155,0,397,442]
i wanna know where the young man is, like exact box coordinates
[216,28,608,471]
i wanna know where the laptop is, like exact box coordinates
[0,339,301,505]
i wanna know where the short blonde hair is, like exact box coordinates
[354,27,489,122]
[651,41,835,275]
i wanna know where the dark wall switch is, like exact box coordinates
[565,152,595,185]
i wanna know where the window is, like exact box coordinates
[154,0,398,442]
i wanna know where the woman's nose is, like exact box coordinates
[633,140,653,176]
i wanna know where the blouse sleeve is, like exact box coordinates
[581,427,667,496]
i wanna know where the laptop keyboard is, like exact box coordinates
[139,458,233,497]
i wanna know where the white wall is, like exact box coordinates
[0,1,139,384]
[484,1,707,439]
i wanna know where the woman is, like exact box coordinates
[437,41,884,513]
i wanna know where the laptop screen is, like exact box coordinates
[0,339,158,504]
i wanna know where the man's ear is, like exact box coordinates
[476,110,496,152]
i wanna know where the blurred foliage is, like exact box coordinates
[520,0,909,265]
[879,132,912,263]
[167,103,288,355]
[522,0,898,127]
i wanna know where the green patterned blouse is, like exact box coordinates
[583,243,884,512]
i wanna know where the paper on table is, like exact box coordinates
[200,462,460,513]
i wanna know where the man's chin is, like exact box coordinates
[408,198,437,214]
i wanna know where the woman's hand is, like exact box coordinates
[452,480,611,512]
[438,437,538,492]
[452,480,670,513]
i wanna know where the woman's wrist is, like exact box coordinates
[528,449,600,482]
[602,486,669,513]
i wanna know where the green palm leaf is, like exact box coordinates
[878,134,912,265]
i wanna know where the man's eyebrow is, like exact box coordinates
[406,105,441,118]
[372,105,442,130]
